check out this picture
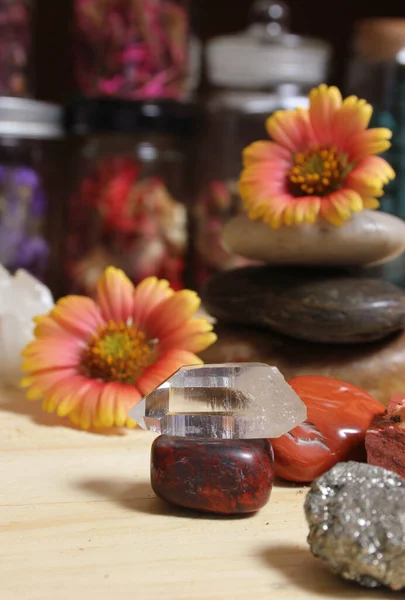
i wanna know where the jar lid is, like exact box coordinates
[0,98,63,139]
[207,1,331,88]
[210,88,310,114]
[65,98,198,136]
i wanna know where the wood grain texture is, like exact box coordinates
[0,389,393,600]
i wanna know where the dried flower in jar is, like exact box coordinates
[74,0,189,100]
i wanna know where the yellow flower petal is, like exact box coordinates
[51,296,103,340]
[331,193,352,221]
[333,96,373,147]
[283,204,295,227]
[95,383,117,428]
[266,108,312,153]
[293,202,306,225]
[243,141,290,167]
[246,202,268,220]
[309,84,342,144]
[363,198,380,209]
[132,276,174,330]
[348,128,393,162]
[322,209,344,227]
[346,190,364,213]
[268,210,283,229]
[97,266,134,324]
[146,290,201,341]
[304,198,321,224]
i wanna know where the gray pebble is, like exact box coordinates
[202,266,405,344]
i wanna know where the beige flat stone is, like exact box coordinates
[222,211,405,267]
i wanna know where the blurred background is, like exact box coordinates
[32,0,405,103]
[1,0,405,299]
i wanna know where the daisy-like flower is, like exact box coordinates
[21,268,217,430]
[239,84,395,228]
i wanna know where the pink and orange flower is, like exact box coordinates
[20,268,216,430]
[239,84,395,228]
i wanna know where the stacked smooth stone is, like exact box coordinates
[201,210,405,405]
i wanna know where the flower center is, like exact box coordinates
[81,321,157,385]
[287,146,347,197]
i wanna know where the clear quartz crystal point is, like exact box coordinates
[129,363,307,440]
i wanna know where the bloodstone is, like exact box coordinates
[202,266,405,344]
[272,376,385,482]
[151,436,274,514]
[366,395,405,477]
[305,461,405,590]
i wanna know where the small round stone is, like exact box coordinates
[202,266,405,343]
[151,436,274,514]
[272,376,385,482]
[223,211,405,267]
[305,462,405,590]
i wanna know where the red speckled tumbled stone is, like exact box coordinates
[272,375,385,483]
[151,436,274,514]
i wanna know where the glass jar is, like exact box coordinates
[345,19,405,286]
[74,0,191,101]
[194,1,331,287]
[0,0,31,96]
[0,98,64,289]
[64,98,196,297]
[346,19,405,219]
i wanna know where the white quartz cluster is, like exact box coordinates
[0,265,54,387]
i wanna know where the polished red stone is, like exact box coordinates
[151,436,274,514]
[271,375,385,483]
[366,395,405,477]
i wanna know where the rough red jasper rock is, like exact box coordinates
[366,395,405,477]
[151,436,274,514]
[271,375,385,483]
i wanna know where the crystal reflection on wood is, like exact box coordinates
[129,363,307,439]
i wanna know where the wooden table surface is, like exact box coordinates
[0,388,393,600]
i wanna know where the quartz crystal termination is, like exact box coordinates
[305,461,405,590]
[129,363,307,439]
